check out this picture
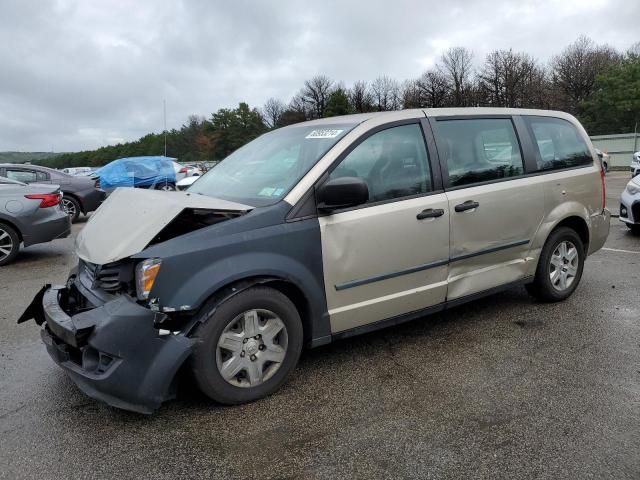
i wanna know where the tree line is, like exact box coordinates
[44,35,639,169]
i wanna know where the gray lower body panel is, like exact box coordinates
[33,286,194,414]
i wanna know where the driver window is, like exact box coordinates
[329,124,432,203]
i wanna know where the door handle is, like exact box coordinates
[454,200,480,212]
[416,208,445,220]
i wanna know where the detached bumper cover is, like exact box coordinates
[20,285,194,414]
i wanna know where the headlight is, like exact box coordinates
[135,258,162,300]
[626,181,640,195]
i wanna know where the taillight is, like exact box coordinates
[94,178,101,189]
[600,167,606,210]
[179,167,187,174]
[25,193,61,208]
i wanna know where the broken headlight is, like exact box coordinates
[135,258,162,301]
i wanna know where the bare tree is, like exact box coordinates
[371,76,401,111]
[349,80,374,113]
[301,75,334,118]
[401,79,422,108]
[440,47,474,106]
[551,35,621,113]
[262,97,286,128]
[477,49,545,108]
[416,70,450,107]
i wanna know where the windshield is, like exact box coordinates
[188,124,356,206]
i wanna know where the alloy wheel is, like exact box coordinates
[62,198,77,218]
[549,240,578,291]
[216,309,288,388]
[0,227,15,262]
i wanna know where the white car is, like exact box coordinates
[172,161,190,182]
[631,152,640,178]
[184,164,203,177]
[594,149,609,173]
[176,175,199,191]
[620,175,640,234]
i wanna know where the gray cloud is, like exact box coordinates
[0,0,637,151]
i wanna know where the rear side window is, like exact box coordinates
[330,123,432,203]
[5,169,37,183]
[435,118,524,187]
[525,116,592,171]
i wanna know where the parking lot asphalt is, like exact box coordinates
[1,173,639,480]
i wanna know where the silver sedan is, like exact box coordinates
[0,176,71,265]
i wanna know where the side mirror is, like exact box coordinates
[317,176,369,212]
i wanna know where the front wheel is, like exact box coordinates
[526,227,585,302]
[191,286,303,405]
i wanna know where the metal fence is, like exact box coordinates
[590,132,639,168]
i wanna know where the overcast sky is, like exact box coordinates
[0,0,637,152]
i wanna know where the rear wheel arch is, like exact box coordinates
[62,192,84,214]
[552,215,589,254]
[0,219,22,242]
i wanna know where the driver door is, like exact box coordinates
[318,121,450,334]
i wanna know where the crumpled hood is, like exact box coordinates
[76,188,252,264]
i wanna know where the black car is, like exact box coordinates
[0,164,105,222]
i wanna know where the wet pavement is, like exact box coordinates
[1,174,639,479]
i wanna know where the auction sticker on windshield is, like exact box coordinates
[305,129,344,139]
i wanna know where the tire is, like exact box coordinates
[156,182,176,191]
[0,223,20,266]
[628,223,640,235]
[61,196,81,223]
[526,227,585,302]
[191,286,303,405]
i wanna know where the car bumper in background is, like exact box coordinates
[78,188,106,213]
[619,190,639,225]
[588,209,611,255]
[21,209,71,247]
[19,285,194,414]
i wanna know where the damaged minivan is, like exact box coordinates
[20,108,610,413]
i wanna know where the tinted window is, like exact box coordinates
[435,118,524,187]
[36,171,48,181]
[5,169,37,183]
[330,124,432,203]
[526,116,592,171]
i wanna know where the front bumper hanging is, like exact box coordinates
[19,285,194,414]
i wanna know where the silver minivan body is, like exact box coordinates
[26,107,610,413]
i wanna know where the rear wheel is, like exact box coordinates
[526,227,585,302]
[156,182,176,191]
[191,286,303,405]
[0,223,20,266]
[61,196,80,222]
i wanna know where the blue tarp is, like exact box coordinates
[95,156,177,190]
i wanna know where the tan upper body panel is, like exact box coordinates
[284,107,594,205]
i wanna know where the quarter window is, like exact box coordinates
[525,116,592,171]
[329,124,432,203]
[435,118,524,188]
[5,169,37,183]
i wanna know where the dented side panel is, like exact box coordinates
[319,194,450,334]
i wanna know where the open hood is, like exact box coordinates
[76,188,252,265]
